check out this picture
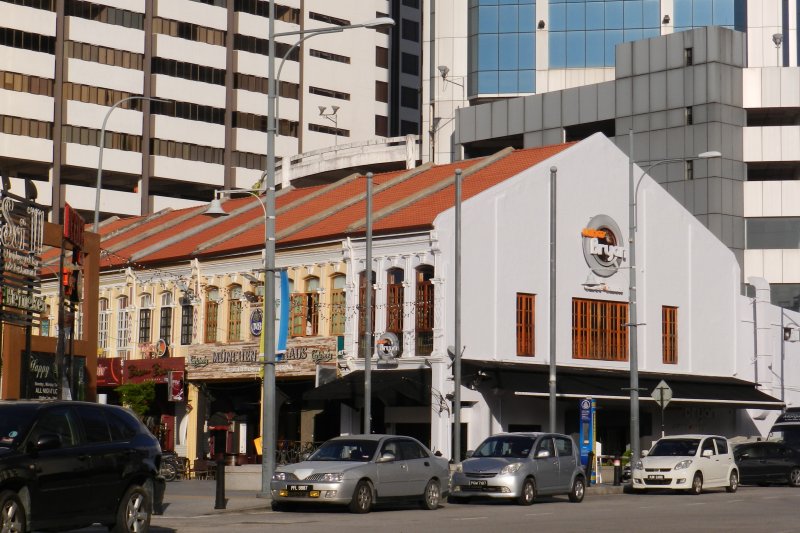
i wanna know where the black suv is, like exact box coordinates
[0,400,164,532]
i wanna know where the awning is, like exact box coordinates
[304,368,431,404]
[462,361,784,409]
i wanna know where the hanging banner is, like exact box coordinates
[277,269,289,355]
[168,370,184,402]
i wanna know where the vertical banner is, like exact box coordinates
[578,398,596,483]
[277,269,289,357]
[168,370,185,402]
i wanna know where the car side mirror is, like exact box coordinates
[702,449,714,458]
[640,450,649,458]
[536,450,551,459]
[300,452,311,461]
[465,450,474,459]
[377,452,396,463]
[34,434,61,452]
[737,453,749,460]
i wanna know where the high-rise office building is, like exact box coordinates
[423,1,800,310]
[0,0,422,222]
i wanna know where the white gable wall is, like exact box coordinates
[436,133,743,379]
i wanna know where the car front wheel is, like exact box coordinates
[111,485,151,533]
[568,476,586,502]
[726,471,738,493]
[348,480,373,514]
[688,473,703,495]
[517,478,536,506]
[420,479,440,510]
[0,490,27,533]
[789,467,800,487]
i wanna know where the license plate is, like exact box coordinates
[287,484,312,491]
[647,475,664,480]
[469,480,487,487]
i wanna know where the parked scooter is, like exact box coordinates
[160,451,186,482]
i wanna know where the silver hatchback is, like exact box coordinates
[450,432,586,505]
[271,434,450,513]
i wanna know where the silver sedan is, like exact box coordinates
[270,434,451,513]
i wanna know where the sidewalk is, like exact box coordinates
[159,480,271,517]
[157,478,626,517]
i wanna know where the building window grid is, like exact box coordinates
[517,292,535,356]
[310,49,351,64]
[160,306,173,344]
[469,0,535,95]
[330,275,346,335]
[309,86,350,101]
[386,270,404,335]
[358,271,377,358]
[63,124,141,151]
[228,285,242,341]
[415,267,434,356]
[290,278,319,337]
[152,17,225,46]
[205,290,219,343]
[98,298,109,354]
[0,27,56,54]
[2,71,54,97]
[1,115,53,140]
[308,123,349,138]
[65,41,143,70]
[662,306,678,364]
[4,0,56,11]
[180,304,193,345]
[151,57,225,85]
[138,308,151,343]
[65,0,144,30]
[572,298,628,361]
[116,296,130,351]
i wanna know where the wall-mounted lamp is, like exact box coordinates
[662,14,670,24]
[537,20,545,30]
[773,33,783,47]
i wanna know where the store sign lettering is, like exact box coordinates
[212,348,259,364]
[1,286,46,313]
[589,238,626,262]
[188,355,209,368]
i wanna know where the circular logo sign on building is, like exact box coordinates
[376,332,401,361]
[581,214,626,278]
[250,308,263,337]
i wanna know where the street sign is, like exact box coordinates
[651,380,673,409]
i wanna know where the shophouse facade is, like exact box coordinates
[37,134,797,466]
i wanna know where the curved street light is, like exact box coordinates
[93,96,170,233]
[260,1,394,498]
[627,129,721,463]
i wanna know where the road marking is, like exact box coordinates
[637,506,660,509]
[686,502,706,506]
[725,499,745,504]
[763,496,783,500]
[454,517,488,521]
[525,512,553,517]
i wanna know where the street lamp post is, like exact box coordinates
[453,168,462,461]
[627,129,721,461]
[364,171,373,434]
[93,96,169,233]
[319,106,340,146]
[259,1,394,497]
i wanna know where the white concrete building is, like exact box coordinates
[0,0,422,222]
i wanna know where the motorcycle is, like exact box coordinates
[160,451,186,482]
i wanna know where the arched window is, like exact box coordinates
[228,284,243,341]
[387,268,404,335]
[415,266,434,355]
[358,270,377,358]
[160,291,173,344]
[116,295,130,356]
[290,276,320,337]
[98,298,110,354]
[138,293,152,343]
[205,287,220,343]
[330,274,346,335]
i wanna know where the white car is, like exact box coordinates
[631,434,739,494]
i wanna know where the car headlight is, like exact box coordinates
[634,461,643,471]
[674,460,693,470]
[319,473,344,482]
[499,463,523,475]
[272,471,298,481]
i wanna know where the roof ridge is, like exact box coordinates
[129,202,251,263]
[276,165,432,241]
[346,148,512,232]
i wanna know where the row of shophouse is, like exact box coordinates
[35,134,800,464]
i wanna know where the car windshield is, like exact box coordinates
[649,438,700,457]
[308,439,379,462]
[0,405,36,448]
[472,436,535,458]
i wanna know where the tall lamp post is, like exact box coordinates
[260,1,394,497]
[627,129,721,462]
[93,95,169,233]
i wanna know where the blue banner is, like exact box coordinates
[277,269,289,357]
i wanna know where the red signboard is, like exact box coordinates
[63,203,85,251]
[96,358,123,387]
[123,357,185,384]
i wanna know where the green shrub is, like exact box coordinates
[115,382,155,419]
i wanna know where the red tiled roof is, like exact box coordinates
[94,143,574,269]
